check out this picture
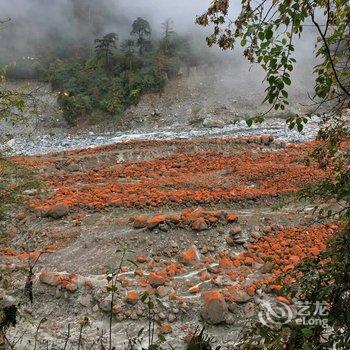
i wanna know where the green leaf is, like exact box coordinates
[127,259,138,267]
[240,38,247,46]
[283,76,291,85]
[141,291,149,302]
[266,28,273,40]
[302,328,314,338]
[246,118,253,127]
[158,333,166,342]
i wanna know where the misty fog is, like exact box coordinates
[0,0,318,113]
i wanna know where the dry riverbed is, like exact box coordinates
[0,135,338,349]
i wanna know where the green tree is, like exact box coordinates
[95,32,118,66]
[131,17,152,56]
[121,39,135,70]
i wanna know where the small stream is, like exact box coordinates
[4,117,320,156]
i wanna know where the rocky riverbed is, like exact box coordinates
[3,116,321,156]
[1,135,338,349]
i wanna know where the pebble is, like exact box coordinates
[158,312,166,320]
[168,313,176,323]
[99,296,112,312]
[78,294,92,307]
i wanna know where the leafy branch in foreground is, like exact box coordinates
[197,0,350,127]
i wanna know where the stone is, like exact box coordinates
[191,217,208,231]
[189,285,201,294]
[251,231,261,240]
[131,311,139,320]
[99,295,112,312]
[126,290,139,304]
[227,213,238,223]
[260,134,274,145]
[226,237,235,246]
[136,256,147,263]
[201,290,228,324]
[201,245,209,254]
[158,223,169,232]
[262,226,273,234]
[147,215,166,229]
[46,204,69,219]
[39,270,61,287]
[0,290,15,308]
[168,313,176,323]
[159,323,173,334]
[156,286,170,298]
[158,312,166,320]
[167,214,181,224]
[23,189,38,196]
[66,163,80,172]
[179,245,200,265]
[6,138,15,147]
[219,257,234,269]
[136,307,144,316]
[202,117,225,128]
[228,302,240,313]
[16,211,26,220]
[55,287,63,299]
[133,215,148,229]
[244,302,255,317]
[149,272,165,287]
[227,287,253,303]
[233,237,246,245]
[229,225,242,237]
[78,294,92,307]
[65,281,78,292]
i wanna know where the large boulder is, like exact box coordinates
[179,245,200,265]
[133,215,148,229]
[259,134,274,145]
[227,286,253,303]
[201,290,228,324]
[45,204,69,219]
[191,217,208,231]
[147,215,166,229]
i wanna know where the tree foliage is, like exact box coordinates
[47,19,198,125]
[95,32,118,66]
[0,65,27,124]
[197,0,350,123]
[131,17,153,56]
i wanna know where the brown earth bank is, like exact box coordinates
[0,135,340,349]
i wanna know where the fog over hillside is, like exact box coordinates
[0,0,318,111]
